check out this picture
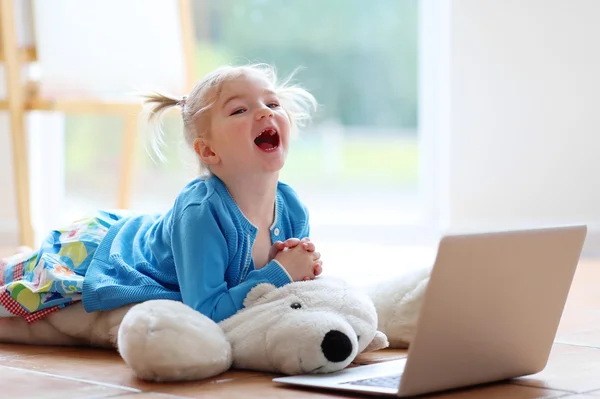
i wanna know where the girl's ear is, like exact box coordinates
[194,138,220,165]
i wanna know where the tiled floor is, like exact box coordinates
[1,247,600,398]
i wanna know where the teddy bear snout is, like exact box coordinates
[321,330,353,363]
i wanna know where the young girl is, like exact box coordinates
[0,63,322,326]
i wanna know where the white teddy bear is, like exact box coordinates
[0,268,429,382]
[363,265,432,348]
[120,277,391,381]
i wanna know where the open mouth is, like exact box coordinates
[254,128,280,152]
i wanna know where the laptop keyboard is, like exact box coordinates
[342,373,402,388]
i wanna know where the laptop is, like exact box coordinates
[273,225,587,397]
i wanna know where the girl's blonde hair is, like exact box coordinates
[140,63,317,177]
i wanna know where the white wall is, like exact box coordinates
[444,0,600,253]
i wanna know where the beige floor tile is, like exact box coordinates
[152,349,405,398]
[512,344,600,393]
[159,375,376,398]
[153,374,570,399]
[273,381,567,399]
[0,364,133,399]
[556,325,600,348]
[418,382,566,398]
[3,347,267,391]
[3,348,166,391]
[0,343,78,359]
[111,394,195,399]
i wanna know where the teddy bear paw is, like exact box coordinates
[117,300,232,382]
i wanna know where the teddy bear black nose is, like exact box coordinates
[321,330,353,363]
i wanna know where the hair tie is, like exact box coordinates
[177,96,187,108]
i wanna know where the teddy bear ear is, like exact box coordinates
[243,283,277,307]
[363,331,389,352]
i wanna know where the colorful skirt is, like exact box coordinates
[0,210,130,323]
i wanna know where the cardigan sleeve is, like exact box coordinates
[170,203,292,322]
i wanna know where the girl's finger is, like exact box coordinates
[284,238,301,248]
[314,264,323,276]
[302,241,315,252]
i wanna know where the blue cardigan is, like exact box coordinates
[82,175,310,322]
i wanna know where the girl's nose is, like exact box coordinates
[256,106,274,120]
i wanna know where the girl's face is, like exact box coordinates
[194,72,291,179]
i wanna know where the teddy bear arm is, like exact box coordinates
[363,330,389,352]
[117,300,233,382]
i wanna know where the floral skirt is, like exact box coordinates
[0,210,130,323]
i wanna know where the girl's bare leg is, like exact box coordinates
[46,302,134,348]
[0,316,82,346]
[0,302,134,348]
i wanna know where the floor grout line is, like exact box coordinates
[0,364,142,393]
[98,392,194,399]
[0,348,82,361]
[509,380,584,395]
[554,340,600,349]
[96,393,145,399]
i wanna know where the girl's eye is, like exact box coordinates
[230,108,246,116]
[267,103,280,109]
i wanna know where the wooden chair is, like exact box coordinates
[0,0,195,247]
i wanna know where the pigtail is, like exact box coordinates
[137,63,317,176]
[139,91,186,162]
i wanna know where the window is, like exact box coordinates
[49,0,442,281]
[193,0,423,245]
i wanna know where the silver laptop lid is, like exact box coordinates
[398,225,587,397]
